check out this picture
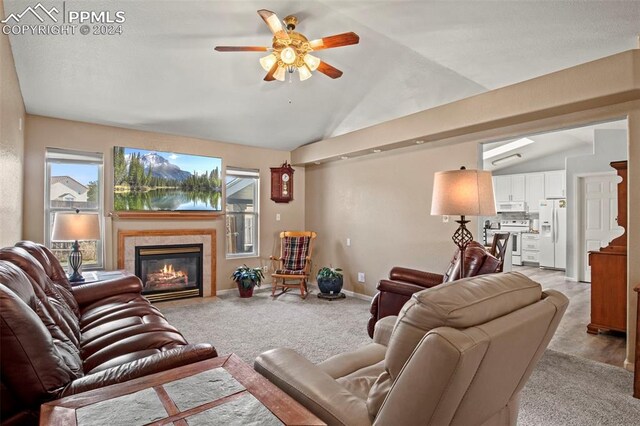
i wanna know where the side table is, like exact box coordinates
[40,354,325,426]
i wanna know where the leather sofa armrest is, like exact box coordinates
[61,343,217,396]
[388,267,443,287]
[255,348,371,426]
[377,279,429,297]
[72,276,143,307]
[373,316,397,346]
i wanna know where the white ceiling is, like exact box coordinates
[5,1,640,150]
[482,119,628,172]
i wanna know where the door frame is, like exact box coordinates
[575,171,616,283]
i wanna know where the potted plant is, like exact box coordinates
[317,267,345,300]
[231,264,264,298]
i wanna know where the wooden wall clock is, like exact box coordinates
[270,162,294,203]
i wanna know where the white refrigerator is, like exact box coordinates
[539,199,567,270]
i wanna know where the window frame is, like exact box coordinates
[225,167,260,259]
[44,148,105,270]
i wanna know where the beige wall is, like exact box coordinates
[23,115,305,294]
[0,0,26,247]
[306,141,479,295]
[302,50,640,369]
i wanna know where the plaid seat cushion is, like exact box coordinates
[274,269,307,275]
[282,236,310,272]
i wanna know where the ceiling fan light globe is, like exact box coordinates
[259,54,277,72]
[298,65,312,81]
[303,54,321,71]
[280,47,297,65]
[273,65,286,82]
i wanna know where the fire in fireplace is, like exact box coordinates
[135,244,203,302]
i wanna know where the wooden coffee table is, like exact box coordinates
[40,354,325,426]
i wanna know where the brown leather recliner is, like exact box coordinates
[367,241,501,337]
[0,241,217,425]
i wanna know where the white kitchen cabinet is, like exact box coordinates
[525,173,545,213]
[545,170,566,199]
[494,176,512,202]
[511,175,525,201]
[493,175,525,203]
[521,233,540,265]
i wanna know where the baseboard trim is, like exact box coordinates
[215,288,237,296]
[217,283,373,302]
[307,283,373,302]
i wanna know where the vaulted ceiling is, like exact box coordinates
[5,0,640,150]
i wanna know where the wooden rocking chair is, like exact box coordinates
[270,231,317,299]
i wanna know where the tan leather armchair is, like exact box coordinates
[255,272,568,426]
[367,241,501,337]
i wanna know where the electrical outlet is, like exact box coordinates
[346,238,351,247]
[357,272,365,282]
[276,213,280,221]
[442,215,449,223]
[262,265,268,272]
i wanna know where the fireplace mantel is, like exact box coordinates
[117,229,216,296]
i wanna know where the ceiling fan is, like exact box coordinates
[214,9,360,82]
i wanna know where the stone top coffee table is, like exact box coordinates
[40,354,325,426]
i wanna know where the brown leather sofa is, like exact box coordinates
[368,241,501,337]
[256,272,569,425]
[0,241,217,425]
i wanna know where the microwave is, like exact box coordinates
[496,201,527,213]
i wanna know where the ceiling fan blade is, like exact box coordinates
[316,61,343,79]
[264,62,279,81]
[257,9,290,39]
[214,46,270,52]
[309,32,359,51]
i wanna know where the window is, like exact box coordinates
[225,168,259,258]
[45,148,104,270]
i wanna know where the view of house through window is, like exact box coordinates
[45,148,104,270]
[226,168,259,257]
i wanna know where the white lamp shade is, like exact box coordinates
[51,212,101,241]
[431,169,496,216]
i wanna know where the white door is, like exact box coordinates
[580,174,620,282]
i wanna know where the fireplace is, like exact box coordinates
[135,244,203,302]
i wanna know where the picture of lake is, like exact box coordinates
[114,147,222,212]
[114,189,221,211]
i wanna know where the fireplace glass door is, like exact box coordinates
[135,244,203,301]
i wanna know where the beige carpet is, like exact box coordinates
[158,290,640,425]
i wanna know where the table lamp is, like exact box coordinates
[51,209,101,283]
[431,166,496,277]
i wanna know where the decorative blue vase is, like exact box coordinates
[317,276,343,294]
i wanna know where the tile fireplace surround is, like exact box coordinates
[117,229,216,296]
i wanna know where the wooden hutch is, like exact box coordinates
[587,161,627,335]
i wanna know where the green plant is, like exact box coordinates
[317,267,343,279]
[231,264,265,289]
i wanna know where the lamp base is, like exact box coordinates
[68,271,85,283]
[453,216,474,278]
[68,240,85,283]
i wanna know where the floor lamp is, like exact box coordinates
[52,210,101,283]
[431,167,496,277]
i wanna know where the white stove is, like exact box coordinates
[499,220,530,266]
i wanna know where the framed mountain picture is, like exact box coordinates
[113,147,222,212]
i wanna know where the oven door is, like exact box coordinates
[511,232,521,256]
